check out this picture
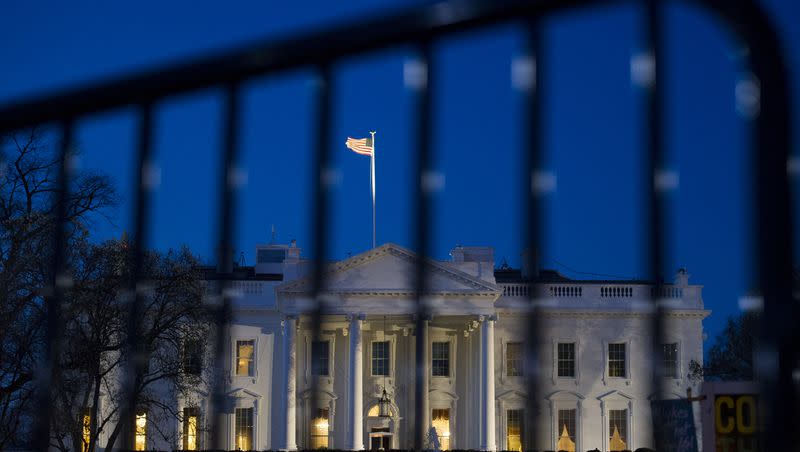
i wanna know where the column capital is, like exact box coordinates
[346,313,366,322]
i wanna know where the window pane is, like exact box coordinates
[183,339,203,375]
[432,342,450,377]
[310,408,330,449]
[507,409,523,452]
[235,408,254,450]
[432,409,451,451]
[236,340,255,376]
[557,409,576,452]
[134,412,147,451]
[558,343,576,377]
[372,341,389,376]
[312,341,330,376]
[662,343,678,378]
[608,343,626,378]
[183,407,200,450]
[506,343,523,377]
[608,409,628,452]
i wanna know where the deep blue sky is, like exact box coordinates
[1,1,798,350]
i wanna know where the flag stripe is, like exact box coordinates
[346,136,374,156]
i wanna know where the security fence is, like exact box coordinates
[0,0,794,451]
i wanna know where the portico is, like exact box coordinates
[276,244,502,450]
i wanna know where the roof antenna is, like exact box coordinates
[270,224,277,244]
[238,251,246,267]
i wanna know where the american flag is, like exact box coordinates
[345,136,374,156]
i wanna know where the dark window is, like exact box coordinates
[257,249,285,263]
[432,342,450,376]
[183,339,203,375]
[371,341,389,376]
[608,343,626,378]
[557,342,575,377]
[662,343,678,378]
[506,342,523,377]
[312,341,330,376]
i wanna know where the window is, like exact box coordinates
[183,407,200,450]
[557,343,576,378]
[662,343,678,378]
[257,248,285,263]
[310,408,330,449]
[432,342,450,377]
[82,409,91,452]
[183,339,203,375]
[556,409,576,452]
[134,411,147,451]
[312,341,330,376]
[506,409,523,452]
[431,408,451,450]
[608,409,628,452]
[236,340,255,376]
[608,343,626,378]
[235,408,254,450]
[506,342,523,377]
[371,341,390,376]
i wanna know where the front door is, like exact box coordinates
[369,428,392,451]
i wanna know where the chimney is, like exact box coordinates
[450,245,495,282]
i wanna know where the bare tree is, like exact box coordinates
[0,129,116,449]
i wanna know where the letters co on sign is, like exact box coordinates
[700,382,761,452]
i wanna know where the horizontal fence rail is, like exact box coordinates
[0,0,794,451]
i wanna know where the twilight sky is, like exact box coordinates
[1,0,798,350]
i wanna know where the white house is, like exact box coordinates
[127,240,709,452]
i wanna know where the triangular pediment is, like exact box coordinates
[277,243,500,296]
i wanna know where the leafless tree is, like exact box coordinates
[0,128,116,449]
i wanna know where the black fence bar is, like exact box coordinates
[210,82,242,449]
[308,62,334,450]
[522,17,545,451]
[644,0,667,403]
[412,41,434,452]
[32,120,73,451]
[118,102,154,451]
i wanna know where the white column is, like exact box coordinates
[284,316,298,450]
[346,314,364,450]
[480,316,497,451]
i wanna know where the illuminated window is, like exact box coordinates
[311,341,330,376]
[662,343,678,378]
[134,411,147,451]
[557,343,575,377]
[608,343,626,378]
[431,408,450,450]
[235,408,253,450]
[608,409,628,452]
[506,343,523,377]
[183,339,203,375]
[183,407,199,450]
[372,341,390,376]
[432,342,449,377]
[82,409,91,452]
[556,409,576,452]
[236,340,255,376]
[506,409,523,452]
[310,408,330,449]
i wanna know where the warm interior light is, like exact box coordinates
[135,413,146,451]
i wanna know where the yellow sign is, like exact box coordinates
[714,394,759,452]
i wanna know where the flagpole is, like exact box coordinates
[370,131,376,249]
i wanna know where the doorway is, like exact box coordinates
[369,428,392,450]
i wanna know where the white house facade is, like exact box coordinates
[121,240,709,452]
